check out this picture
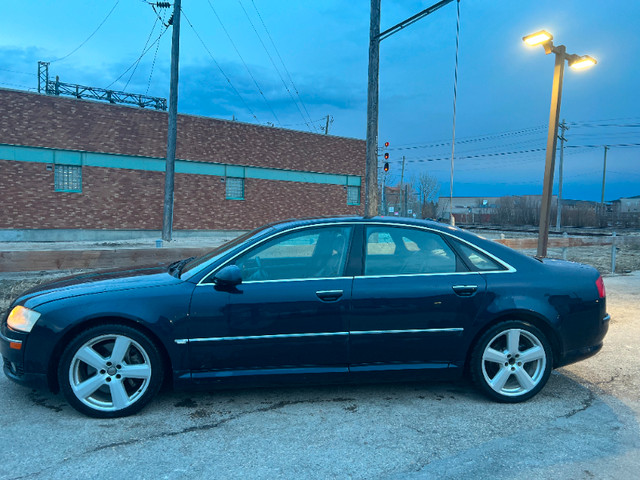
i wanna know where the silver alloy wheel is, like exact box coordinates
[68,334,152,412]
[481,328,547,397]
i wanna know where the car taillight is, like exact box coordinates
[596,276,606,298]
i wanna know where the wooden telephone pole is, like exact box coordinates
[162,0,182,242]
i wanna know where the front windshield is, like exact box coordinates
[180,224,275,278]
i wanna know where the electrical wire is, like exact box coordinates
[105,25,169,89]
[51,1,120,63]
[0,68,33,76]
[206,0,281,126]
[181,8,260,123]
[237,0,316,133]
[145,10,167,95]
[388,125,547,151]
[249,0,315,130]
[448,0,461,222]
[123,14,162,91]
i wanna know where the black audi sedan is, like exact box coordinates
[1,217,609,417]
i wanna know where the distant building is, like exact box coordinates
[613,195,640,213]
[0,89,364,241]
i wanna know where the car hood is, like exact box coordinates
[14,265,181,309]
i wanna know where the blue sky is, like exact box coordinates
[1,0,639,201]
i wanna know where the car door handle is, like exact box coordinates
[452,285,478,297]
[316,290,344,302]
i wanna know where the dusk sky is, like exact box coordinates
[1,1,639,202]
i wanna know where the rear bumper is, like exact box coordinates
[556,313,610,368]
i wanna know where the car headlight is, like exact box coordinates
[7,306,41,333]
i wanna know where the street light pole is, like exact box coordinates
[538,46,565,257]
[523,30,597,257]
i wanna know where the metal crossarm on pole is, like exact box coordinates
[378,0,455,42]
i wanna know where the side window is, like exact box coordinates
[233,226,351,281]
[455,241,505,272]
[365,226,459,276]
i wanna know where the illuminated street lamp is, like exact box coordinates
[523,30,597,257]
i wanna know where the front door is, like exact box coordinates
[188,225,354,382]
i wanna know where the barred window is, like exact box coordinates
[347,186,360,205]
[55,164,82,192]
[226,177,244,200]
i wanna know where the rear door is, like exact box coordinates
[349,224,487,374]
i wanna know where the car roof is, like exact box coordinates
[268,216,458,233]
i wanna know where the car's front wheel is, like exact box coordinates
[470,321,553,402]
[58,324,163,418]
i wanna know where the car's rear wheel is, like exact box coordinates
[58,324,163,418]
[470,321,552,402]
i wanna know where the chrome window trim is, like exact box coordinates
[363,222,516,275]
[174,327,463,345]
[197,222,359,286]
[197,220,516,286]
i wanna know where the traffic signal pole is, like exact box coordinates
[364,0,455,217]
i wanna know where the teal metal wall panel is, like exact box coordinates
[1,143,361,187]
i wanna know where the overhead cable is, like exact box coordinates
[51,1,120,63]
[206,0,281,126]
[237,0,316,132]
[181,8,260,123]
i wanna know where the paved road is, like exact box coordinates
[1,274,638,480]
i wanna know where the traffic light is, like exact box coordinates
[384,152,389,160]
[383,162,389,172]
[384,141,390,148]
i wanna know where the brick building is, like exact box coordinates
[0,89,364,240]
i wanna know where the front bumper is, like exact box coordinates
[1,328,49,390]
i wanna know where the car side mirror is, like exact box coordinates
[213,265,243,287]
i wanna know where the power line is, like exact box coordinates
[105,24,170,89]
[0,81,35,90]
[566,143,640,149]
[237,0,316,133]
[206,0,281,126]
[123,13,163,91]
[181,8,260,123]
[249,0,315,130]
[0,68,33,77]
[388,125,547,151]
[51,1,120,63]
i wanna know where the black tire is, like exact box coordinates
[470,320,553,403]
[58,324,163,418]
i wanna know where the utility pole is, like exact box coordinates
[365,0,381,217]
[364,0,454,217]
[399,155,406,216]
[324,115,331,135]
[601,145,609,205]
[555,119,569,229]
[162,0,182,242]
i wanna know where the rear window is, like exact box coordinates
[455,241,506,271]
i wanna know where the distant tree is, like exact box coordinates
[412,172,440,219]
